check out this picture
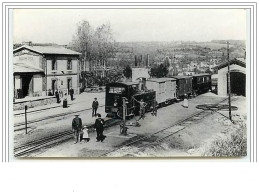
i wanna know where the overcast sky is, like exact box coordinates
[13,9,247,44]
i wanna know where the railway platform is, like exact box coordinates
[13,92,106,145]
[13,92,246,158]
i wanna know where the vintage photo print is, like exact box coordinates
[12,8,248,158]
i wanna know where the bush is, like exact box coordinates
[202,116,247,157]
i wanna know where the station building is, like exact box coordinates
[215,58,246,97]
[13,45,81,98]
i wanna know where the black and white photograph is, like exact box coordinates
[12,8,248,158]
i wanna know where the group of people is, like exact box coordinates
[48,87,74,103]
[136,99,158,121]
[72,113,106,144]
[72,98,104,144]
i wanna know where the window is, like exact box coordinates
[109,87,125,94]
[52,60,57,70]
[67,60,72,70]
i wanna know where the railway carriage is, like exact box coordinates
[192,74,212,95]
[171,75,193,98]
[146,78,177,106]
[105,82,156,118]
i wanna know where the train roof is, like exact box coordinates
[147,78,176,83]
[171,75,193,80]
[106,82,139,87]
[192,73,211,77]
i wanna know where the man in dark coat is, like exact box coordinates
[72,114,82,144]
[55,90,60,103]
[69,87,74,101]
[92,98,99,117]
[94,114,106,142]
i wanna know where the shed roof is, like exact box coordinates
[13,63,44,74]
[13,45,81,55]
[214,58,246,70]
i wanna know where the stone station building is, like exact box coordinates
[13,45,81,99]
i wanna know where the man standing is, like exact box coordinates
[55,90,60,103]
[92,98,99,117]
[69,87,74,101]
[94,114,106,142]
[151,100,158,116]
[139,99,147,120]
[72,114,82,144]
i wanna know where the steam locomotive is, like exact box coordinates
[105,73,212,118]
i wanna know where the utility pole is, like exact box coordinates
[227,42,232,121]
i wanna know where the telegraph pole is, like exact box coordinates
[227,42,232,121]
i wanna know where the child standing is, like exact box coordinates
[81,125,90,143]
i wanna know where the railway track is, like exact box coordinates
[14,98,229,158]
[14,105,105,130]
[99,99,229,157]
[14,118,121,157]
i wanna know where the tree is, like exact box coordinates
[149,63,169,78]
[71,20,116,72]
[71,21,94,62]
[123,65,132,79]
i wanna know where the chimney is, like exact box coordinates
[135,55,138,67]
[146,54,149,67]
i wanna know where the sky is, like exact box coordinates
[13,9,247,44]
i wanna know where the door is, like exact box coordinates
[67,78,72,94]
[21,74,33,97]
[52,79,57,94]
[230,72,246,96]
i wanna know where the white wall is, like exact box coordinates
[47,59,78,75]
[132,68,150,82]
[47,75,78,94]
[13,52,41,68]
[33,74,43,92]
[14,75,21,89]
[218,64,246,96]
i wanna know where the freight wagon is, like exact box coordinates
[171,75,193,98]
[146,78,177,106]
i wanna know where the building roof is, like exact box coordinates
[13,63,44,74]
[147,78,176,83]
[13,45,81,55]
[214,58,246,70]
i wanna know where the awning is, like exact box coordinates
[13,63,45,74]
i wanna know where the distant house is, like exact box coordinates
[13,44,81,98]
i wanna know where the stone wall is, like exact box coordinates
[13,96,57,111]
